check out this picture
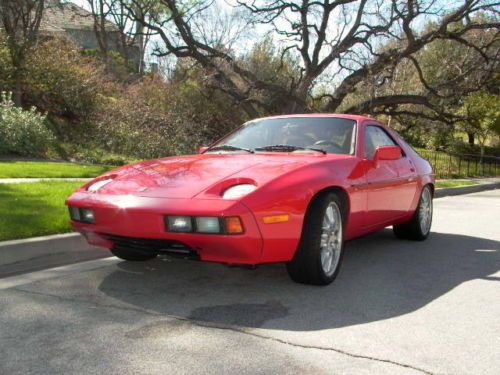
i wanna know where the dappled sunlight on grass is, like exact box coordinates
[0,161,113,178]
[435,180,478,188]
[0,181,84,241]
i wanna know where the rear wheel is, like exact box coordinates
[287,192,345,285]
[393,185,433,241]
[111,247,158,261]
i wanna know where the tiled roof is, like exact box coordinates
[41,1,118,32]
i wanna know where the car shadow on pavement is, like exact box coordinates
[98,229,499,330]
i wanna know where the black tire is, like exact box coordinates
[393,223,410,239]
[287,192,346,285]
[393,185,433,241]
[110,247,158,261]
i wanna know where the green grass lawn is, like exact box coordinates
[435,180,478,188]
[0,181,84,241]
[0,161,114,178]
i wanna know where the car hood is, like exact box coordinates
[84,153,332,199]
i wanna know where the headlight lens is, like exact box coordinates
[80,208,95,223]
[167,216,193,232]
[165,216,243,234]
[195,217,221,233]
[68,207,95,223]
[222,184,256,199]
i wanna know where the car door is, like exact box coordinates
[363,125,416,227]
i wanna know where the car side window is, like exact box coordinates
[364,125,397,159]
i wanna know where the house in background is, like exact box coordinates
[40,0,142,70]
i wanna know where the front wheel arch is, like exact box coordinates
[292,185,350,260]
[427,182,435,197]
[287,190,347,285]
[305,186,350,225]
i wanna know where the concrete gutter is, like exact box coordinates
[0,180,498,273]
[0,233,109,274]
[434,179,500,198]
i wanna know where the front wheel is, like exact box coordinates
[287,192,345,285]
[393,185,433,241]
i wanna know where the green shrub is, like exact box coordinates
[0,92,54,156]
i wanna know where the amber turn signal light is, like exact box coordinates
[262,214,289,224]
[225,216,244,234]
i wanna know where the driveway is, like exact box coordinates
[1,190,499,374]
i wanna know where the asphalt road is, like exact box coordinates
[1,190,499,375]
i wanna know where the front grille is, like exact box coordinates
[102,233,199,259]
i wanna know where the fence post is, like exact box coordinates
[458,157,462,177]
[448,154,452,178]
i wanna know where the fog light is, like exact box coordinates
[167,216,193,232]
[68,207,95,223]
[225,216,244,234]
[195,217,221,233]
[80,208,95,223]
[68,206,81,221]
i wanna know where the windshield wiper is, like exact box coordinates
[206,145,254,153]
[254,144,326,154]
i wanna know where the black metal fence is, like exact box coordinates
[417,150,500,179]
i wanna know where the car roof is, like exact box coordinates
[253,113,379,123]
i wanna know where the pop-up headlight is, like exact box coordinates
[87,178,114,193]
[222,184,256,199]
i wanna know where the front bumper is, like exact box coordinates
[67,192,263,264]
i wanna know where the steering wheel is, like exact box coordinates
[313,140,344,153]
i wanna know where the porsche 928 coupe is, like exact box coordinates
[66,114,434,285]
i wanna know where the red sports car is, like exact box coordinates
[66,114,434,285]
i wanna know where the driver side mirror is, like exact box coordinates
[198,146,208,154]
[374,145,402,161]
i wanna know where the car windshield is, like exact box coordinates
[208,117,356,155]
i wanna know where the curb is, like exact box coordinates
[435,181,500,198]
[0,232,109,268]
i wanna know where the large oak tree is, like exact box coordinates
[127,0,499,119]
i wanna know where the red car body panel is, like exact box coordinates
[66,114,434,265]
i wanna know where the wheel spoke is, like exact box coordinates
[319,202,342,277]
[419,188,432,234]
[326,207,334,225]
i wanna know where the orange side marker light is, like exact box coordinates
[262,214,290,224]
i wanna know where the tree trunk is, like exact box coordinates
[13,76,22,106]
[12,58,23,107]
[285,79,312,114]
[467,132,475,146]
[240,101,259,119]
